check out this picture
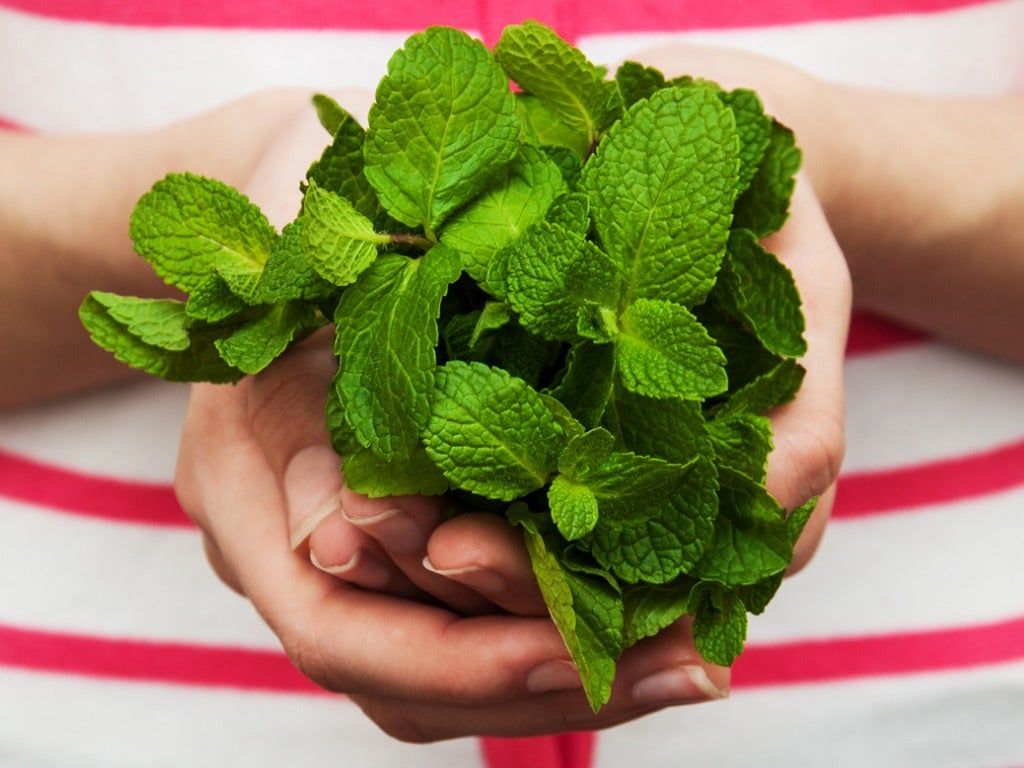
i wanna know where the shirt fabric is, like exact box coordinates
[1,1,1023,766]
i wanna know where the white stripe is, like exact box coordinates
[0,379,186,482]
[842,342,1024,473]
[578,0,1024,96]
[0,668,481,768]
[2,483,1022,648]
[595,660,1024,768]
[0,7,411,131]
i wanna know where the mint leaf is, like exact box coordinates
[714,229,806,358]
[517,94,591,158]
[541,145,582,186]
[548,476,599,541]
[441,146,566,282]
[714,358,805,417]
[616,299,728,400]
[423,361,567,500]
[545,193,590,238]
[214,302,320,375]
[733,120,801,236]
[578,451,718,583]
[312,93,348,135]
[80,292,241,383]
[334,245,461,459]
[300,184,388,288]
[603,384,709,465]
[470,301,512,348]
[496,21,621,155]
[558,427,616,477]
[502,221,619,341]
[622,578,695,648]
[582,87,739,306]
[510,506,623,711]
[692,585,748,666]
[185,275,251,322]
[708,412,773,483]
[614,61,666,108]
[256,221,336,303]
[693,468,791,586]
[129,173,276,300]
[719,89,772,194]
[549,342,615,429]
[365,27,520,232]
[306,105,384,224]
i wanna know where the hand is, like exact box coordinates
[174,91,731,743]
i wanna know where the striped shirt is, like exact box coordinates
[1,2,1022,766]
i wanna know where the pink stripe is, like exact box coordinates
[0,0,995,40]
[832,438,1024,518]
[0,448,192,528]
[845,311,927,356]
[2,615,1022,694]
[733,615,1024,687]
[0,114,26,132]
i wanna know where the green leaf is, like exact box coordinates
[79,292,241,383]
[516,94,591,158]
[496,21,621,155]
[714,229,806,358]
[548,476,599,541]
[719,88,772,194]
[541,145,582,186]
[300,184,388,287]
[312,93,348,135]
[334,245,462,459]
[622,578,696,648]
[733,120,801,236]
[470,301,512,348]
[581,87,740,307]
[480,323,562,388]
[558,427,617,477]
[615,299,728,400]
[614,61,666,108]
[214,302,319,375]
[708,412,773,483]
[579,451,718,583]
[693,468,791,586]
[185,275,251,323]
[423,361,567,501]
[603,384,709,465]
[441,146,566,282]
[306,106,384,223]
[510,507,623,712]
[256,221,336,303]
[692,586,748,666]
[714,358,805,417]
[549,342,615,429]
[129,173,276,299]
[502,221,619,341]
[545,193,590,238]
[88,292,191,351]
[365,26,520,232]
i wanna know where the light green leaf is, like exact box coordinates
[312,93,348,135]
[88,292,190,351]
[548,476,599,541]
[545,193,590,238]
[558,427,616,477]
[581,87,739,306]
[516,94,591,158]
[334,245,462,459]
[185,275,251,322]
[256,221,336,303]
[549,342,616,430]
[603,384,709,465]
[733,120,802,236]
[714,229,806,358]
[79,292,241,383]
[365,27,520,231]
[423,361,567,501]
[622,578,696,648]
[441,145,565,282]
[306,106,384,224]
[614,61,666,108]
[214,302,319,375]
[301,184,388,287]
[496,21,621,155]
[129,173,276,299]
[692,586,748,666]
[719,88,772,194]
[708,412,773,483]
[470,301,512,348]
[714,358,805,418]
[615,298,728,400]
[510,507,623,712]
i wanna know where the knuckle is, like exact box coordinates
[788,417,845,500]
[363,701,441,745]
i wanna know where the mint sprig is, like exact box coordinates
[81,23,810,712]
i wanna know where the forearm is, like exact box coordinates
[816,86,1024,360]
[0,89,308,408]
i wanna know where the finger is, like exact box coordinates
[338,487,495,615]
[202,534,244,596]
[183,384,583,705]
[423,513,548,616]
[308,510,425,598]
[351,619,728,742]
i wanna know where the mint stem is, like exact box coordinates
[388,232,434,250]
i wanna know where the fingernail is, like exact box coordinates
[340,507,423,555]
[631,665,729,705]
[289,491,342,550]
[421,556,506,594]
[525,660,583,694]
[310,549,391,589]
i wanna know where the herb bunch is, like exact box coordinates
[81,22,812,711]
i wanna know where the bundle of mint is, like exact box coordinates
[81,21,812,711]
